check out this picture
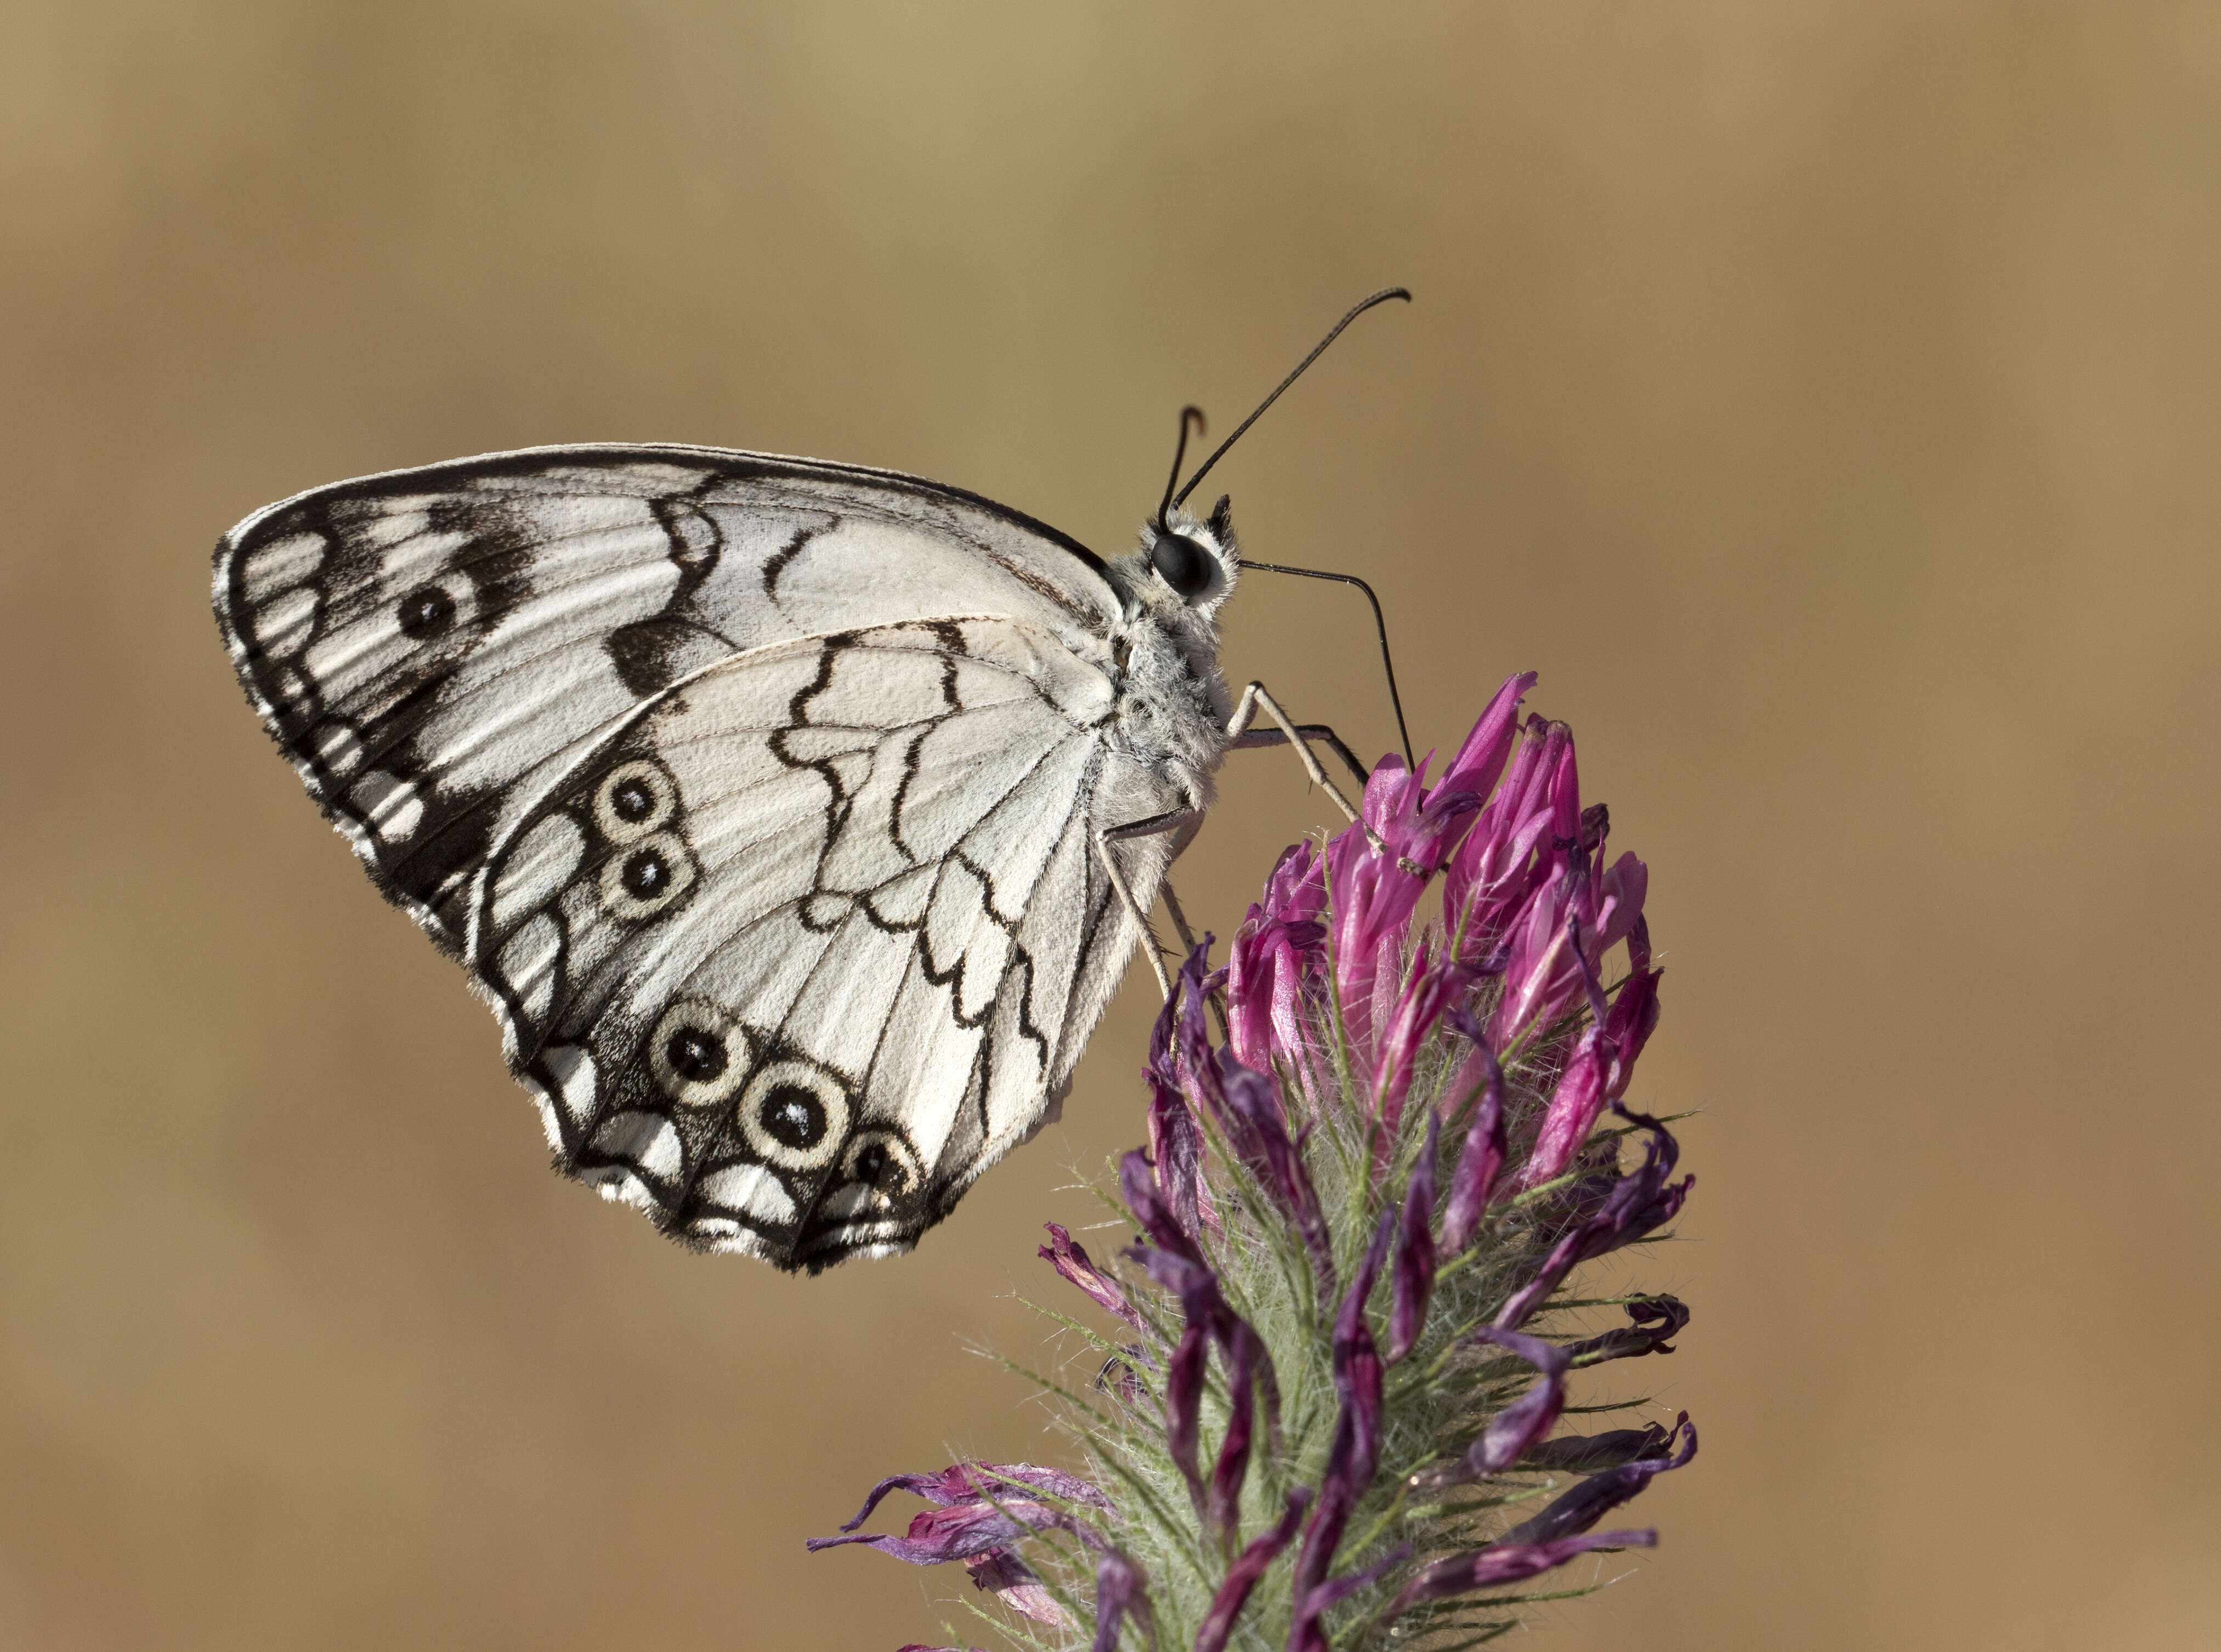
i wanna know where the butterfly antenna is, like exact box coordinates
[1155,405,1207,532]
[1244,558,1415,769]
[1171,286,1412,509]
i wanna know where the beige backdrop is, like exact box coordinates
[4,4,2217,1648]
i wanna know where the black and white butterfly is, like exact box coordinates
[211,293,1407,1270]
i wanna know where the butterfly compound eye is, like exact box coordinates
[1150,532,1214,601]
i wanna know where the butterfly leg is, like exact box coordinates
[1155,810,1208,959]
[1096,808,1202,1000]
[1155,824,1234,1035]
[1157,873,1240,1042]
[1159,878,1201,958]
[1225,682,1387,850]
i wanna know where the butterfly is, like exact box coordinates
[211,291,1408,1270]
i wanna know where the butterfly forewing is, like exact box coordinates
[213,447,1124,941]
[213,445,1197,1268]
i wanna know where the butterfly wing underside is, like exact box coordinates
[213,446,1179,1267]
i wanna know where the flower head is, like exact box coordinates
[812,674,1698,1650]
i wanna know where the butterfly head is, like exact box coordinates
[1130,493,1239,619]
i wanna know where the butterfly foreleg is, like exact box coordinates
[1096,807,1203,1001]
[1225,682,1384,847]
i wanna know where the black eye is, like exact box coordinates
[1149,532,1213,601]
[620,848,668,897]
[396,583,456,639]
[851,1140,895,1188]
[664,1028,727,1083]
[759,1084,826,1151]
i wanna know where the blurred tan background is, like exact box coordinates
[4,3,2217,1648]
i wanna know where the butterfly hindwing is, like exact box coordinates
[472,620,1180,1268]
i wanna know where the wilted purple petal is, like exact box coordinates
[812,1461,1117,1575]
[1519,1422,1676,1473]
[837,1469,975,1532]
[1207,1321,1257,1546]
[1237,1328,1281,1453]
[1290,1542,1416,1652]
[836,1461,1110,1532]
[1554,1156,1629,1229]
[1565,1295,1690,1367]
[1325,1338,1387,1532]
[1145,1078,1208,1240]
[1039,1224,1147,1334]
[1333,1207,1395,1475]
[1163,1318,1208,1515]
[1119,1150,1204,1267]
[1126,1249,1213,1514]
[1291,1209,1395,1608]
[1127,1245,1282,1531]
[1089,1547,1154,1652]
[1194,1488,1311,1652]
[897,1644,988,1651]
[1219,1060,1336,1301]
[1440,1009,1508,1254]
[1387,1111,1439,1364]
[1499,1415,1696,1546]
[1468,1327,1570,1473]
[1147,1252,1282,1443]
[1384,1529,1658,1616]
[1131,1052,1303,1443]
[1413,1327,1570,1491]
[1145,953,1214,1239]
[965,1548,1071,1628]
[1171,952,1227,1118]
[808,1498,1062,1566]
[1494,1109,1693,1331]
